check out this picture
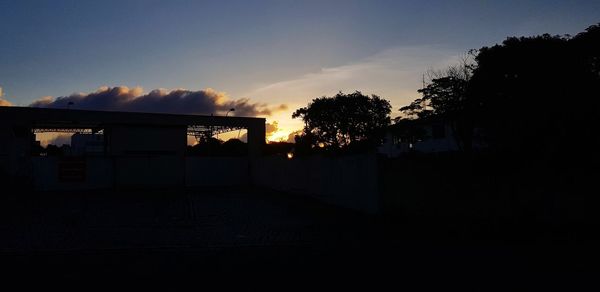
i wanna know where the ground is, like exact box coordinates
[0,187,596,288]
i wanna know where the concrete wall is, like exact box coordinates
[30,156,252,190]
[32,157,113,190]
[185,157,249,187]
[252,154,381,214]
[30,153,382,215]
[31,157,186,190]
[108,125,187,156]
[0,126,9,175]
[0,125,34,177]
[246,120,266,157]
[114,157,185,188]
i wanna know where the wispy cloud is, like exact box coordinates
[248,45,464,129]
[30,86,287,117]
[252,45,462,106]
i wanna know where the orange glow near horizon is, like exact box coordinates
[267,128,292,143]
[38,128,300,147]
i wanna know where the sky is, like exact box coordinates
[1,0,599,142]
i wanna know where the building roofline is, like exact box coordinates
[0,106,265,128]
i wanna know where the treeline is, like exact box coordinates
[398,23,600,162]
[187,138,248,157]
[187,138,294,157]
[288,24,600,161]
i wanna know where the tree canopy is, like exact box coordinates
[399,76,470,120]
[397,23,600,157]
[397,54,475,151]
[399,54,474,121]
[469,24,600,154]
[292,91,391,151]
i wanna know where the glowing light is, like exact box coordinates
[318,142,325,148]
[287,152,294,159]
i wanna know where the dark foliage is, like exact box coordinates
[263,142,295,157]
[290,132,319,156]
[398,23,600,161]
[292,91,392,152]
[469,24,600,160]
[220,139,249,156]
[186,138,248,157]
[46,145,62,156]
[399,76,470,120]
[398,54,475,151]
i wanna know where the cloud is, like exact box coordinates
[48,134,72,146]
[265,121,279,137]
[0,87,12,106]
[239,46,464,142]
[35,133,72,147]
[30,86,286,117]
[0,98,11,106]
[248,45,465,123]
[286,130,303,143]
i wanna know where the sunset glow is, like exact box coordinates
[1,1,597,144]
[267,128,294,143]
[0,1,597,280]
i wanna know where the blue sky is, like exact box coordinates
[1,0,598,139]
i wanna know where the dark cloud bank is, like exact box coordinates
[30,86,286,117]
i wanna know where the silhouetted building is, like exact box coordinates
[0,106,265,189]
[71,133,104,156]
[378,118,460,157]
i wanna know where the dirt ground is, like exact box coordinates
[0,187,596,288]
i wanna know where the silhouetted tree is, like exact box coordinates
[399,53,475,121]
[398,24,600,157]
[45,144,63,156]
[186,137,223,156]
[264,141,294,157]
[398,98,432,120]
[292,131,318,156]
[220,139,248,156]
[398,54,475,151]
[468,24,600,158]
[292,91,392,151]
[187,138,251,156]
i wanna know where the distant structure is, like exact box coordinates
[377,118,460,157]
[0,106,265,189]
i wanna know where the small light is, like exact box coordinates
[287,152,294,159]
[318,142,325,148]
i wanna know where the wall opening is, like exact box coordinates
[32,128,105,157]
[186,125,248,157]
